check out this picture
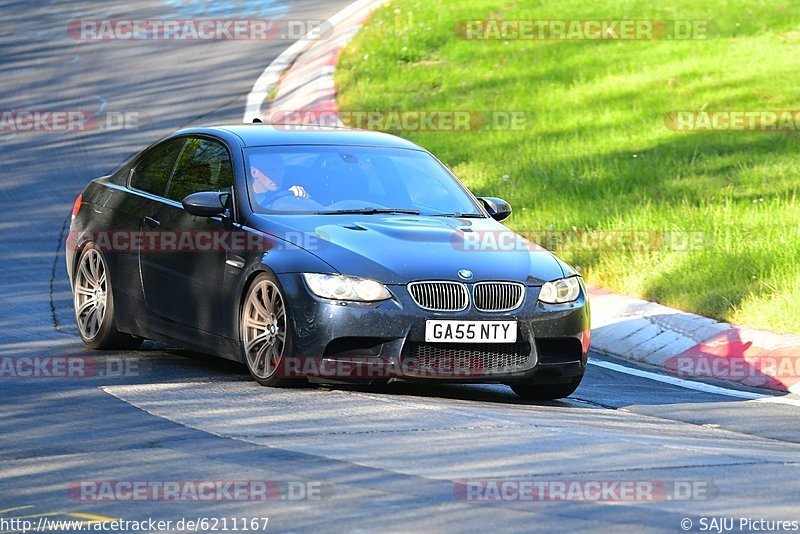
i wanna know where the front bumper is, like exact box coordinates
[276,273,590,383]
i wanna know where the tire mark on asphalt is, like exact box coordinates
[48,213,72,334]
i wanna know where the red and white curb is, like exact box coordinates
[589,286,800,395]
[243,0,384,124]
[244,1,800,396]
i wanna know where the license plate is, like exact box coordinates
[425,320,517,343]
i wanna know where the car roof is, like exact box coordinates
[172,124,424,150]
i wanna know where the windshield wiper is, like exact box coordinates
[315,208,422,215]
[427,212,485,218]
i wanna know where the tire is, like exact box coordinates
[510,374,583,401]
[239,272,304,387]
[73,243,143,350]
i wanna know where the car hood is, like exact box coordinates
[250,214,567,285]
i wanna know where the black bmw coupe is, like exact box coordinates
[67,125,590,399]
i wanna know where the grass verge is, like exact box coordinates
[336,0,800,334]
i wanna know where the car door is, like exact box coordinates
[123,139,185,308]
[138,136,235,337]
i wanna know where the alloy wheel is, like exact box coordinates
[74,248,107,340]
[241,279,287,379]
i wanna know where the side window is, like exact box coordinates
[109,163,131,186]
[129,140,183,196]
[109,154,136,186]
[166,138,234,202]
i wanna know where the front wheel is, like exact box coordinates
[240,273,304,387]
[73,243,142,350]
[510,374,583,401]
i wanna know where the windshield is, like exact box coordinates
[244,145,483,216]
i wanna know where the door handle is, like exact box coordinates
[144,216,160,228]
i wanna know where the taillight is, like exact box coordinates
[71,194,82,220]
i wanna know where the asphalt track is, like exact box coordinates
[1,1,799,532]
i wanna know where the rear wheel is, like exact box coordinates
[510,374,583,400]
[240,273,304,387]
[73,244,142,350]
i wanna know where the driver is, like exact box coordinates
[250,153,310,207]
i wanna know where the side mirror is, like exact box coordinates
[182,191,227,217]
[478,197,512,221]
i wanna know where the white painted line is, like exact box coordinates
[589,359,800,408]
[242,37,312,122]
[243,0,382,122]
[589,359,763,399]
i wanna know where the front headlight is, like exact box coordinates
[302,273,392,302]
[538,277,582,304]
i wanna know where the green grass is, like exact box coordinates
[335,0,800,334]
